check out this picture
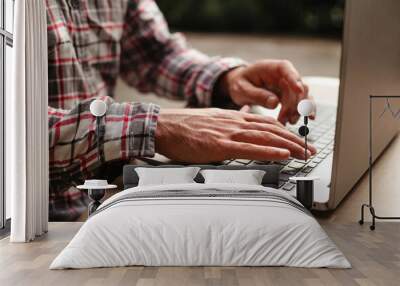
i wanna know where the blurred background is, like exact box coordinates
[157,0,344,36]
[115,0,344,107]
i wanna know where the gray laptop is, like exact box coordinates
[228,0,400,210]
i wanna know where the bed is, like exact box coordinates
[50,165,350,269]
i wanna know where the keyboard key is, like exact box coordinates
[275,159,291,166]
[279,173,291,182]
[321,150,332,155]
[308,135,318,142]
[282,183,295,191]
[227,160,247,166]
[312,130,323,136]
[281,166,298,175]
[308,162,318,168]
[234,159,252,164]
[312,158,323,163]
[319,139,331,144]
[314,143,326,149]
[288,161,306,169]
[295,158,312,164]
[297,172,307,177]
[302,166,313,173]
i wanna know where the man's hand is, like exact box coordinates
[219,60,313,125]
[155,108,316,163]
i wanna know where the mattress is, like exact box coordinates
[50,183,350,269]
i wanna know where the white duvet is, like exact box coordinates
[50,183,350,269]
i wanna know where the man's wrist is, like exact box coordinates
[194,57,246,108]
[154,111,166,153]
[212,66,244,108]
[219,67,247,98]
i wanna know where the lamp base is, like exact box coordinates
[87,188,106,216]
[295,180,314,210]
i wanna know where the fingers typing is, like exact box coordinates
[221,140,290,161]
[229,130,312,160]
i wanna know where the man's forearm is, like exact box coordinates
[49,97,160,190]
[119,0,246,108]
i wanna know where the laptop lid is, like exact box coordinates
[330,0,400,208]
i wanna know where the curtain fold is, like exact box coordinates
[8,0,49,242]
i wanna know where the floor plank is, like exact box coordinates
[1,222,400,286]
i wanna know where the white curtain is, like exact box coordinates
[8,0,49,242]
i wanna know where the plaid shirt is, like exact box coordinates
[46,0,244,220]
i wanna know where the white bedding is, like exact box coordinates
[50,183,350,269]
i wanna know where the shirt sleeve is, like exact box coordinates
[48,96,159,187]
[119,0,246,107]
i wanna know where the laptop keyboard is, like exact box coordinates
[224,105,337,191]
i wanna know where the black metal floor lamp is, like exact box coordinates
[359,95,400,230]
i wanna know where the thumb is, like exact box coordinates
[240,80,280,109]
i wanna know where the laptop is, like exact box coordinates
[226,0,400,211]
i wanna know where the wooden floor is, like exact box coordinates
[1,222,400,286]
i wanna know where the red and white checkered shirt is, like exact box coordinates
[46,0,244,220]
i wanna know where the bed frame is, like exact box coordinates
[123,164,280,189]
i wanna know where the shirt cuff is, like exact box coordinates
[103,102,160,161]
[128,103,160,158]
[194,57,247,107]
